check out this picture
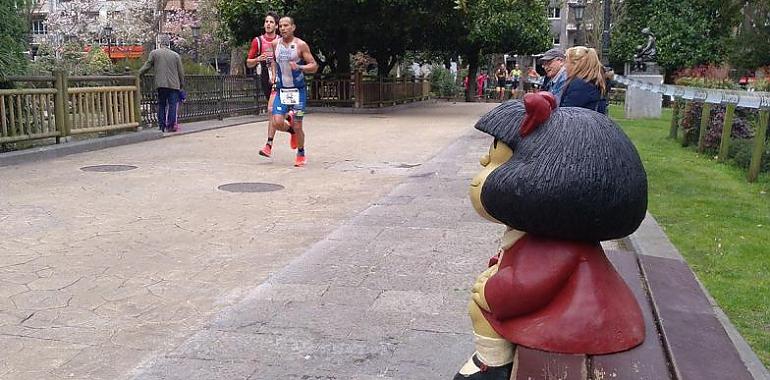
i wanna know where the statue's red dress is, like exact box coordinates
[481,234,645,354]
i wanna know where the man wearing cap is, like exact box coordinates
[538,48,567,103]
[139,34,185,133]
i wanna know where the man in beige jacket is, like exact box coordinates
[139,35,185,132]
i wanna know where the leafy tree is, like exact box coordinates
[729,1,770,71]
[611,0,741,75]
[447,0,551,101]
[216,0,550,85]
[0,0,28,81]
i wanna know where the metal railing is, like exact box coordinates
[616,75,769,182]
[2,72,431,149]
[140,75,264,127]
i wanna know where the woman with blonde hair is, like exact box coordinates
[560,46,608,114]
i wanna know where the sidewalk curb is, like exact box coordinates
[307,99,437,114]
[0,115,265,167]
[624,213,770,379]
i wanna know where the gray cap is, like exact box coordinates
[538,48,565,62]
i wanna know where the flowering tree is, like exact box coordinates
[45,0,101,43]
[106,0,158,47]
[163,0,226,68]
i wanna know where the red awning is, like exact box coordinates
[103,45,144,59]
[84,45,145,59]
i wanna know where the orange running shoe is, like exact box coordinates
[258,144,272,158]
[294,155,306,167]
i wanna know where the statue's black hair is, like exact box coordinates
[475,101,647,241]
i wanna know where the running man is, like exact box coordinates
[246,11,280,157]
[268,16,317,167]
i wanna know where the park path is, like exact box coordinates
[0,102,500,379]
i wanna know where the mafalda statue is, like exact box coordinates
[454,92,648,380]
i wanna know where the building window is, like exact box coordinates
[553,34,560,45]
[548,7,561,19]
[31,19,46,35]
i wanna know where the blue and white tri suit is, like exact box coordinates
[272,39,307,119]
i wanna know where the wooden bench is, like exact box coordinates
[507,213,768,380]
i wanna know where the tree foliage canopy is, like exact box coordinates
[216,0,551,76]
[729,1,770,70]
[611,0,742,72]
[0,0,28,80]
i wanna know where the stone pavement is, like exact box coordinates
[0,102,500,379]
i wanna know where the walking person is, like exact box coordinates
[510,63,522,98]
[138,34,184,132]
[494,63,508,101]
[538,47,567,103]
[476,70,487,99]
[247,11,282,158]
[559,46,608,114]
[267,16,318,167]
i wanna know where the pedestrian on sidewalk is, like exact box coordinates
[138,34,185,133]
[266,16,318,167]
[247,11,282,157]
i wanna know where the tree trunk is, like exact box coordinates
[336,49,350,75]
[230,47,245,75]
[465,49,480,102]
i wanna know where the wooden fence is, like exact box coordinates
[1,72,140,145]
[306,73,431,108]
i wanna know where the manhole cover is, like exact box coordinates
[80,165,138,172]
[218,182,285,193]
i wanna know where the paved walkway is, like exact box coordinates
[1,102,501,379]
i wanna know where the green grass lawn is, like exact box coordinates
[610,105,770,367]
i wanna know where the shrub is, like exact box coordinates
[729,138,770,173]
[679,103,755,149]
[84,46,113,75]
[430,65,461,98]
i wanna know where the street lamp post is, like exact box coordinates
[569,0,585,46]
[103,25,113,61]
[601,0,611,65]
[191,24,200,63]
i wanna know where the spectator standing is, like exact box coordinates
[538,48,567,103]
[476,71,487,98]
[510,63,522,97]
[139,35,185,132]
[559,46,608,114]
[524,66,539,92]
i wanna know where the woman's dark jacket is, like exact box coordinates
[560,77,608,114]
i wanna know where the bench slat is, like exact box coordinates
[593,250,673,379]
[640,255,754,380]
[513,347,586,380]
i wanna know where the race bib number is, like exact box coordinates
[280,88,299,105]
